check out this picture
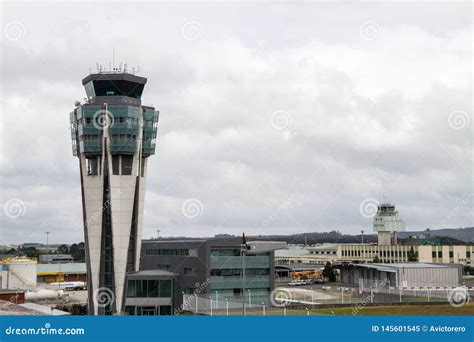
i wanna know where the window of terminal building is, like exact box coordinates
[184,288,195,295]
[184,268,199,277]
[233,289,243,296]
[449,251,454,258]
[210,249,240,256]
[467,251,471,258]
[432,251,436,258]
[127,279,171,298]
[438,251,442,258]
[145,248,190,256]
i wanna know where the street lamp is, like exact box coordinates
[262,302,266,316]
[248,289,251,308]
[225,298,229,316]
[215,290,219,309]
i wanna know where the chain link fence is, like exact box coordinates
[180,285,470,315]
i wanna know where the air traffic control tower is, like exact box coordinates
[69,67,159,315]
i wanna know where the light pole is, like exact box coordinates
[182,291,186,311]
[262,302,266,316]
[248,289,251,308]
[45,232,50,249]
[156,229,160,240]
[215,290,219,309]
[210,297,213,316]
[226,298,229,316]
[361,230,364,244]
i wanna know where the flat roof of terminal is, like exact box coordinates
[349,263,457,273]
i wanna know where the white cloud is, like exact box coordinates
[0,2,472,244]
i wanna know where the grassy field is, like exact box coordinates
[240,303,474,316]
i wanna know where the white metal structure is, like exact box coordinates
[0,258,37,290]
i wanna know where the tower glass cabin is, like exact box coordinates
[69,72,158,315]
[373,202,406,233]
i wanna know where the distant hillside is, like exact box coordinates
[211,227,474,245]
[399,227,474,244]
[247,231,377,245]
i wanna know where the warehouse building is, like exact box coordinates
[36,263,86,283]
[340,263,463,289]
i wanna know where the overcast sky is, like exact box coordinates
[0,1,472,245]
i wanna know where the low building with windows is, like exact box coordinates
[124,270,175,316]
[418,245,474,265]
[275,244,338,265]
[140,237,286,313]
[336,244,416,263]
[36,263,86,283]
[336,244,474,265]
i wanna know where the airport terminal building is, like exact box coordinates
[136,238,286,314]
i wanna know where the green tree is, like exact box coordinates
[407,246,418,262]
[23,247,40,259]
[58,244,69,254]
[70,243,85,262]
[322,261,336,282]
